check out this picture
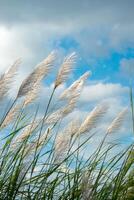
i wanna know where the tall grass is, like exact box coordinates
[0,52,133,200]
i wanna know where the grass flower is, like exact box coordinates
[0,59,21,101]
[107,107,128,134]
[17,51,56,98]
[59,71,91,100]
[55,52,77,88]
[78,104,109,135]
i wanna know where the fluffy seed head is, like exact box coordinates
[78,104,109,135]
[59,71,91,100]
[54,133,70,162]
[81,171,93,200]
[107,108,128,134]
[45,108,64,124]
[23,82,41,107]
[55,52,77,88]
[12,122,38,148]
[1,104,21,128]
[17,51,56,98]
[5,59,21,80]
[63,118,80,137]
[0,59,21,101]
[45,94,78,125]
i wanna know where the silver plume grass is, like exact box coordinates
[45,94,78,124]
[23,82,41,107]
[0,104,21,128]
[107,107,128,134]
[54,119,80,162]
[55,52,77,88]
[78,104,109,135]
[81,171,93,200]
[62,118,80,137]
[11,122,39,148]
[24,128,51,156]
[17,51,56,98]
[45,108,64,124]
[0,59,21,101]
[54,133,70,162]
[5,59,21,80]
[59,71,91,100]
[0,83,40,128]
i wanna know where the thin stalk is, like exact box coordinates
[130,86,134,134]
[0,97,17,127]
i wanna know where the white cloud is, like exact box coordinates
[80,82,128,102]
[0,26,33,72]
[0,0,134,69]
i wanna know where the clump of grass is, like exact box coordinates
[0,52,133,199]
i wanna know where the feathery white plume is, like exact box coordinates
[0,59,21,100]
[81,171,93,200]
[53,119,80,162]
[23,82,41,107]
[55,52,77,87]
[1,104,21,128]
[17,51,56,98]
[11,122,38,148]
[78,104,108,135]
[59,71,91,100]
[45,94,78,125]
[54,133,70,162]
[107,108,128,134]
[64,118,80,137]
[45,108,64,124]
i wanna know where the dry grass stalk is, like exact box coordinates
[12,122,39,148]
[54,133,70,162]
[59,71,91,100]
[1,84,40,128]
[62,93,80,115]
[5,59,21,80]
[78,104,109,135]
[17,51,56,98]
[64,118,80,137]
[1,104,21,128]
[55,52,77,88]
[37,128,51,147]
[23,82,41,107]
[24,127,55,160]
[45,108,64,124]
[54,119,79,162]
[81,171,93,200]
[107,107,128,134]
[0,59,21,100]
[23,128,51,158]
[45,94,78,124]
[0,84,40,128]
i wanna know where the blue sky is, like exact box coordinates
[57,35,134,85]
[0,0,134,149]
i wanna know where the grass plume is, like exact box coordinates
[0,51,133,200]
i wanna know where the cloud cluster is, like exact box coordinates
[0,0,134,71]
[80,82,128,103]
[0,1,133,27]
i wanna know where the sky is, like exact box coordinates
[0,0,134,150]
